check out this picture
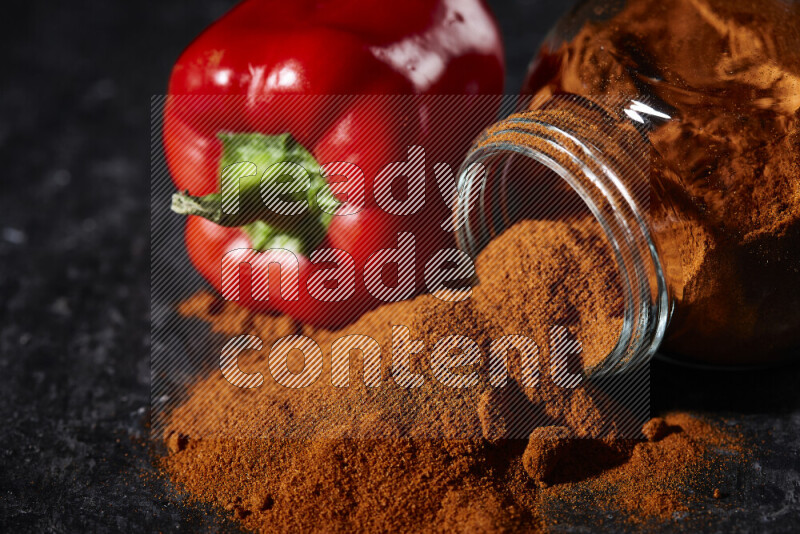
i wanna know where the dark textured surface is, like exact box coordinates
[0,1,798,532]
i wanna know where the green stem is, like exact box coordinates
[170,132,339,255]
[171,190,224,222]
[171,189,294,228]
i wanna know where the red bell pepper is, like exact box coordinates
[164,0,505,327]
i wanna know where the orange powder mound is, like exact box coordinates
[161,388,743,531]
[158,216,747,532]
[470,217,624,371]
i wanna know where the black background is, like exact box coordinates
[1,0,799,531]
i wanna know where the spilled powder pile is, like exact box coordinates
[159,215,747,532]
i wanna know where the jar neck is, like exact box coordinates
[455,97,670,375]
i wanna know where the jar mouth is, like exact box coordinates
[455,125,670,377]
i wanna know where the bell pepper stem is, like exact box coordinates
[171,190,226,222]
[171,189,268,227]
[170,132,338,253]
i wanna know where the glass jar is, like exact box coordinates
[456,0,800,371]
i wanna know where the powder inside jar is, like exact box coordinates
[523,0,800,363]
